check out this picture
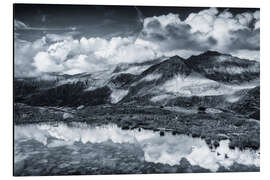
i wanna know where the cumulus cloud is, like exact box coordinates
[14,37,48,77]
[30,36,159,75]
[140,8,260,59]
[14,8,260,77]
[141,13,216,52]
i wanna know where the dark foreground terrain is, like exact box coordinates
[14,103,259,176]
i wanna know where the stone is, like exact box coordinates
[213,140,220,148]
[63,113,74,120]
[160,131,165,136]
[121,126,129,130]
[179,158,192,173]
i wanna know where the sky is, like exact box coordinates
[14,4,260,77]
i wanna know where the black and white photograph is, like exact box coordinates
[13,4,260,176]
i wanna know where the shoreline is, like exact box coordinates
[14,103,260,151]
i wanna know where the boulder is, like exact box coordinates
[77,105,85,110]
[160,131,165,136]
[63,113,74,120]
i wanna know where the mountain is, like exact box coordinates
[108,73,138,89]
[186,51,259,83]
[112,57,165,75]
[120,54,256,106]
[140,55,192,82]
[14,59,164,106]
[119,56,196,103]
[14,51,260,110]
[230,86,260,120]
[22,82,112,107]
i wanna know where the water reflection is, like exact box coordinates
[14,122,259,172]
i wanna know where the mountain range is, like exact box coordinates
[14,50,260,119]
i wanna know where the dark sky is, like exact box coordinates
[14,4,259,41]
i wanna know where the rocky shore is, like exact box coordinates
[14,103,260,151]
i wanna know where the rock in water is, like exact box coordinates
[179,158,192,173]
[77,105,84,110]
[160,131,165,136]
[63,113,74,120]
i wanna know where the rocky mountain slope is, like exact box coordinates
[230,86,260,120]
[14,51,260,118]
[186,51,259,83]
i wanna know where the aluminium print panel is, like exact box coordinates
[14,4,260,176]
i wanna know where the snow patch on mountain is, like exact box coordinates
[141,73,162,82]
[110,89,129,104]
[212,64,259,75]
[150,94,174,102]
[121,65,152,75]
[158,72,259,98]
[226,95,241,103]
[83,69,115,91]
[159,73,226,96]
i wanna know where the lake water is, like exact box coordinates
[14,122,259,175]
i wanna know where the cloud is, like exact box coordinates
[228,29,260,51]
[33,52,64,72]
[14,37,48,77]
[14,20,29,30]
[140,8,260,59]
[14,19,77,31]
[140,13,217,55]
[14,8,260,77]
[230,50,260,62]
[45,34,74,42]
[253,11,260,30]
[185,8,219,34]
[30,36,159,75]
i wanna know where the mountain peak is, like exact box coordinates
[186,50,259,83]
[201,50,223,56]
[170,55,182,59]
[141,55,192,79]
[165,55,186,63]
